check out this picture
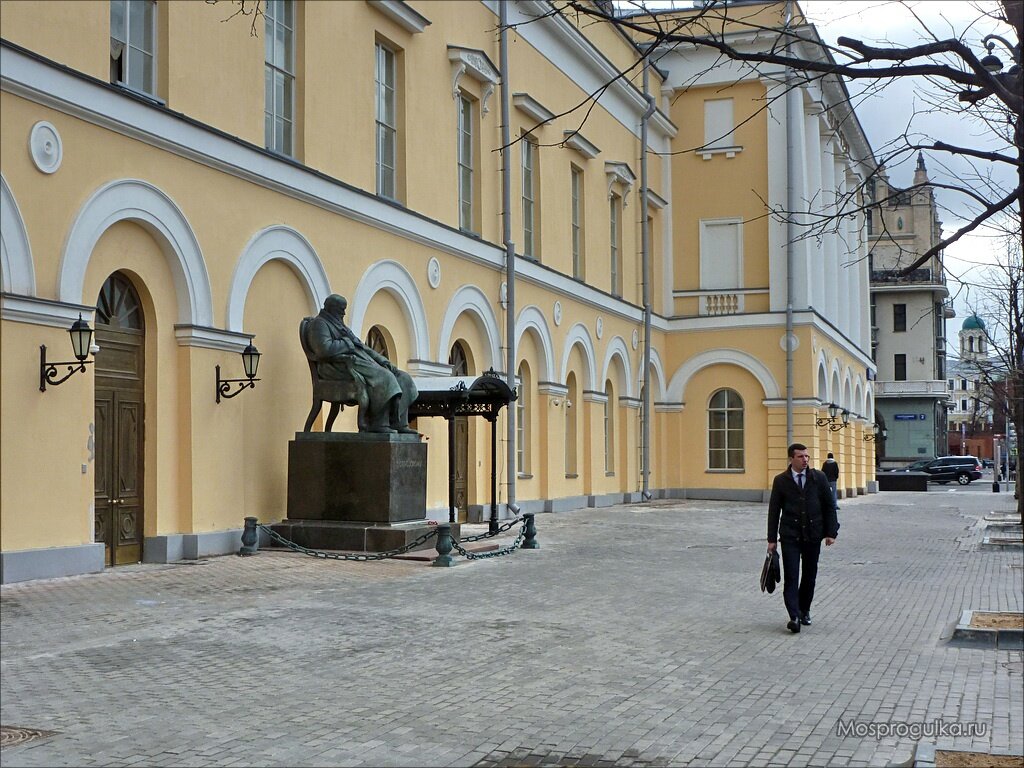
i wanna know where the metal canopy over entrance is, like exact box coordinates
[409,370,516,532]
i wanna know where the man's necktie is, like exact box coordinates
[798,473,804,490]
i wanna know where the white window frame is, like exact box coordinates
[376,41,398,199]
[610,194,621,297]
[522,137,538,258]
[708,388,745,471]
[264,0,295,156]
[516,363,530,474]
[564,374,577,476]
[571,166,584,280]
[110,0,157,96]
[458,94,475,232]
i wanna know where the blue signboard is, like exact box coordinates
[894,414,918,421]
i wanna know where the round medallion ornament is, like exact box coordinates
[499,282,508,308]
[553,301,562,326]
[30,121,63,174]
[596,316,604,340]
[779,332,800,352]
[427,257,441,289]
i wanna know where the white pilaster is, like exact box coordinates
[803,109,825,310]
[820,136,838,325]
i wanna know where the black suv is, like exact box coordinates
[905,456,983,485]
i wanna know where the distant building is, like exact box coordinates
[868,153,954,467]
[947,315,995,459]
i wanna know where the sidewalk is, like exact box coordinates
[1,490,1021,767]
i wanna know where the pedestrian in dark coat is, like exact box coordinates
[767,443,839,634]
[822,452,840,509]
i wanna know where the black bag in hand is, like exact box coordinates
[759,548,781,593]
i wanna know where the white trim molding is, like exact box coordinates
[560,322,598,392]
[174,324,253,352]
[436,283,502,372]
[0,173,35,295]
[227,225,330,333]
[605,161,636,205]
[448,46,500,115]
[1,293,94,328]
[668,348,781,402]
[515,304,556,383]
[537,381,569,398]
[513,92,555,124]
[564,130,601,159]
[349,260,430,361]
[601,336,635,398]
[59,178,213,326]
[366,0,431,33]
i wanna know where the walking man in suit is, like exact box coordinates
[767,443,839,634]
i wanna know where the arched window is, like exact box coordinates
[708,388,744,469]
[96,272,144,330]
[516,362,530,474]
[565,372,578,476]
[968,337,975,353]
[449,341,468,376]
[366,326,389,360]
[604,380,615,474]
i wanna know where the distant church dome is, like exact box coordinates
[962,315,986,331]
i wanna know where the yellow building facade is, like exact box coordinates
[0,0,876,583]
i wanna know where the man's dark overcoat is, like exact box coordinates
[767,468,839,543]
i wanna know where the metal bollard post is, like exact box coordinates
[433,523,456,567]
[522,512,539,549]
[238,516,259,556]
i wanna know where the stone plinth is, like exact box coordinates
[287,431,426,523]
[877,472,928,491]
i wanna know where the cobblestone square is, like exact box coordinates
[2,490,1021,767]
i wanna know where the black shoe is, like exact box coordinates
[800,612,812,626]
[787,619,801,634]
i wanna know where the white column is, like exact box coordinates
[820,136,838,325]
[835,157,850,339]
[789,96,811,310]
[845,167,864,347]
[804,110,825,311]
[765,80,790,313]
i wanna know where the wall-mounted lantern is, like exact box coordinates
[863,424,887,442]
[816,402,840,427]
[829,408,851,432]
[216,343,261,404]
[40,314,94,392]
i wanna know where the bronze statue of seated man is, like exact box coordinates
[307,294,418,434]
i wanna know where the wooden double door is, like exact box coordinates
[93,273,145,566]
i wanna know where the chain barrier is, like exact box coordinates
[449,518,528,560]
[458,516,523,542]
[257,523,437,562]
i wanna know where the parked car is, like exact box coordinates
[899,459,934,472]
[981,458,994,469]
[903,456,984,485]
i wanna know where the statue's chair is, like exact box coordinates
[299,317,369,432]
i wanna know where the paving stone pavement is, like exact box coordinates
[1,490,1021,768]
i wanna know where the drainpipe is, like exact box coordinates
[499,0,518,515]
[784,0,796,446]
[640,61,655,501]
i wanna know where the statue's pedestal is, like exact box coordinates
[276,432,450,553]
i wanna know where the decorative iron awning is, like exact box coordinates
[408,369,516,530]
[409,369,516,421]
